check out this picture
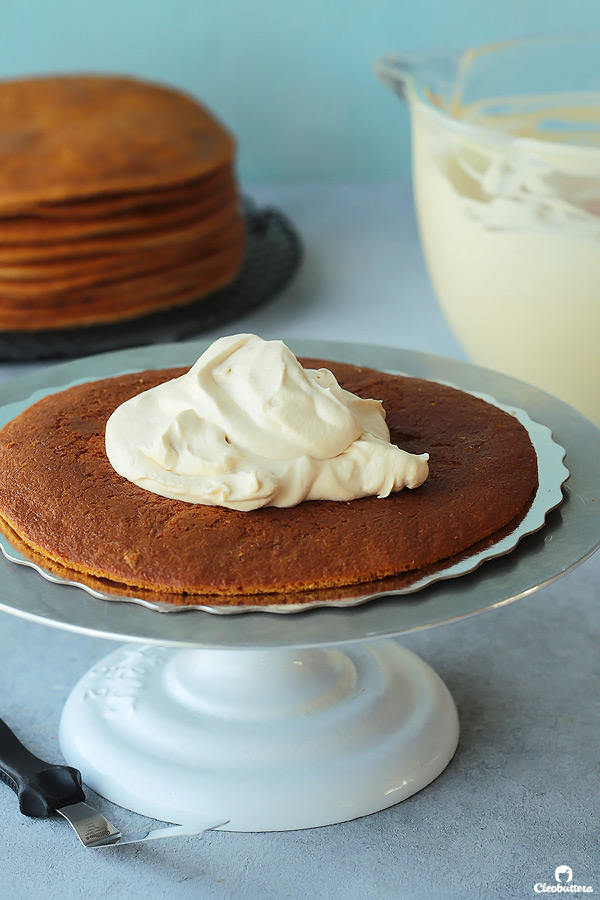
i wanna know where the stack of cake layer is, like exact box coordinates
[0,75,244,331]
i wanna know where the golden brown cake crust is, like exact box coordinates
[0,75,235,210]
[0,360,539,604]
[0,75,245,332]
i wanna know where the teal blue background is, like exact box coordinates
[1,1,599,181]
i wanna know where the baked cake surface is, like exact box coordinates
[0,75,245,331]
[0,360,539,605]
[0,75,235,208]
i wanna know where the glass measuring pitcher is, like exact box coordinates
[375,36,600,425]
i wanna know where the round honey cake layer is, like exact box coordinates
[0,75,244,332]
[0,75,235,210]
[0,361,539,604]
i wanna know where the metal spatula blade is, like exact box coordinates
[55,801,227,848]
[0,716,226,847]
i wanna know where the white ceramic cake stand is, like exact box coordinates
[1,340,598,832]
[58,641,458,831]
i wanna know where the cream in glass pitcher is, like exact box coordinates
[376,37,600,425]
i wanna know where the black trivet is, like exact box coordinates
[0,199,302,362]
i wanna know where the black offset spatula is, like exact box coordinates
[0,716,226,846]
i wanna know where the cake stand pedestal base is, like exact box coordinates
[59,639,459,832]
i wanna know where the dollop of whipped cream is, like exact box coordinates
[105,334,429,511]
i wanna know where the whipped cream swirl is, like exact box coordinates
[105,334,429,510]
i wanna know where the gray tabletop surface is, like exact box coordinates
[0,183,598,900]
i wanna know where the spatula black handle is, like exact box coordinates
[0,716,85,817]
